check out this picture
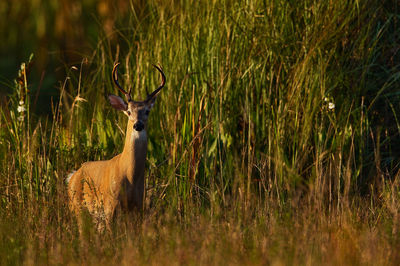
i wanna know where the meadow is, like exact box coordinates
[1,0,400,264]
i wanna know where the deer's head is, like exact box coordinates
[108,63,166,132]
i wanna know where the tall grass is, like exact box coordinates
[1,0,400,264]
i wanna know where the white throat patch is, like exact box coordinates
[131,129,147,142]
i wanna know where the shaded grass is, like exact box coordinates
[1,0,400,264]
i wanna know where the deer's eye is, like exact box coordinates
[127,111,131,115]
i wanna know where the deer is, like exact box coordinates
[67,62,166,229]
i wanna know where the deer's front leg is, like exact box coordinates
[132,179,145,211]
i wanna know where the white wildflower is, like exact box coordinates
[328,102,335,110]
[17,115,24,121]
[17,105,26,113]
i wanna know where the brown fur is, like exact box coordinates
[68,63,165,229]
[68,101,152,227]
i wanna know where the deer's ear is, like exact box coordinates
[108,94,127,111]
[147,95,158,109]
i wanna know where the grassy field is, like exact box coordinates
[1,0,400,264]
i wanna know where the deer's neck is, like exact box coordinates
[120,120,148,183]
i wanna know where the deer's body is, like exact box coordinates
[68,121,147,221]
[67,63,165,226]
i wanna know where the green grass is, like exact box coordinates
[1,0,400,264]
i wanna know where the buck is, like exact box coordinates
[67,62,165,227]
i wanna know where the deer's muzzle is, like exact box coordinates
[133,121,144,131]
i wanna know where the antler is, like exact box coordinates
[146,65,166,101]
[112,62,132,101]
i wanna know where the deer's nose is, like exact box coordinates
[133,121,144,131]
